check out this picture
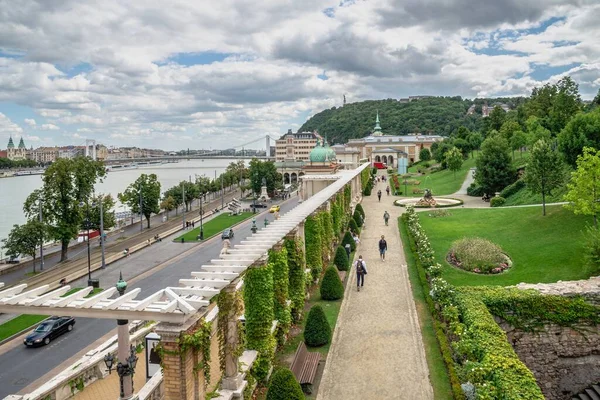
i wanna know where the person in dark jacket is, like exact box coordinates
[355,255,367,291]
[379,235,388,261]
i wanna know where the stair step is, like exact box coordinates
[592,385,600,395]
[586,389,600,400]
[580,393,592,400]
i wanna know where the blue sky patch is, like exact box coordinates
[528,62,580,81]
[317,71,329,80]
[61,62,93,77]
[161,52,232,66]
[323,7,335,18]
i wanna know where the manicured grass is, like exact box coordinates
[399,219,453,400]
[173,212,254,242]
[0,314,47,342]
[419,205,594,286]
[395,156,477,197]
[503,185,567,206]
[61,287,104,297]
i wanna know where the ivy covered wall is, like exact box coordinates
[285,237,306,323]
[243,261,276,382]
[305,215,323,281]
[269,248,291,345]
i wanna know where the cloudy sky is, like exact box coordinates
[0,0,599,151]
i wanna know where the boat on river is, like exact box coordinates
[106,163,139,172]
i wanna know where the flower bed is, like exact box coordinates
[447,238,511,274]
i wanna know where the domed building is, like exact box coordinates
[7,136,28,161]
[299,137,341,201]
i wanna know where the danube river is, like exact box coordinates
[0,159,247,242]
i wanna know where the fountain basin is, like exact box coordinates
[394,197,463,208]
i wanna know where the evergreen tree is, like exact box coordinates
[304,305,331,347]
[475,136,516,194]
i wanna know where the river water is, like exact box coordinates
[0,159,247,241]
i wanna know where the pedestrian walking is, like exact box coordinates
[377,190,382,202]
[355,255,367,291]
[345,243,351,258]
[379,235,388,261]
[383,211,390,226]
[386,186,390,196]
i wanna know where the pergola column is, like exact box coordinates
[221,283,244,391]
[155,314,206,400]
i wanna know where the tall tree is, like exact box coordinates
[557,108,600,167]
[488,106,507,132]
[564,147,600,228]
[23,157,106,261]
[445,147,463,179]
[79,194,116,232]
[475,136,516,194]
[249,159,282,195]
[510,130,528,159]
[499,120,521,143]
[118,174,161,229]
[548,76,582,134]
[525,116,552,147]
[160,196,176,220]
[466,132,483,157]
[419,148,431,162]
[2,221,46,273]
[524,139,565,216]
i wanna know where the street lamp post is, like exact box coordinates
[182,183,186,229]
[99,196,106,269]
[39,200,44,271]
[104,273,138,400]
[79,201,93,284]
[198,180,205,240]
[139,183,143,233]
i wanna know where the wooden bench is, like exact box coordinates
[290,342,320,393]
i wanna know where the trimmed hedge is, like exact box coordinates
[342,231,356,252]
[500,179,526,198]
[266,368,304,400]
[320,267,344,300]
[490,196,506,207]
[466,182,484,197]
[334,246,349,271]
[304,305,331,347]
[353,210,363,227]
[349,218,359,235]
[355,203,365,219]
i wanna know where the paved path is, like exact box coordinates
[318,177,433,400]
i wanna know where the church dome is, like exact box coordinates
[323,141,336,162]
[309,140,328,162]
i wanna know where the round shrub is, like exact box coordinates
[466,182,485,197]
[342,231,356,252]
[266,368,304,400]
[320,267,344,300]
[490,196,506,207]
[334,246,349,271]
[448,237,509,274]
[349,218,359,234]
[353,211,363,227]
[355,203,365,219]
[304,305,331,347]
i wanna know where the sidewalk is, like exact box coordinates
[317,176,433,400]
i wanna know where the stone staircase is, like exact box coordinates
[572,384,600,400]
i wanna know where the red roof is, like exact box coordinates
[0,150,7,159]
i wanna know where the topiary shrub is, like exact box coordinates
[353,211,363,227]
[490,196,506,207]
[349,218,359,235]
[266,368,304,400]
[342,231,356,252]
[466,182,485,197]
[304,305,331,347]
[334,246,349,271]
[355,203,365,219]
[320,267,344,300]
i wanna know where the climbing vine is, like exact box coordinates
[243,261,275,382]
[360,168,370,191]
[305,215,323,281]
[331,196,340,235]
[285,238,306,323]
[344,184,351,210]
[216,289,245,374]
[154,319,213,388]
[318,211,333,262]
[269,248,291,346]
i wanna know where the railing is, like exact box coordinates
[136,370,164,400]
[8,321,156,400]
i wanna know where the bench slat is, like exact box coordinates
[291,342,320,385]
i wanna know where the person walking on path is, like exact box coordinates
[383,211,390,226]
[379,235,387,261]
[355,255,367,291]
[386,186,390,196]
[377,189,382,202]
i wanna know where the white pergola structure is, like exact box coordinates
[0,164,369,323]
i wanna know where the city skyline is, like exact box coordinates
[0,0,599,150]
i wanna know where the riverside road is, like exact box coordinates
[0,197,299,398]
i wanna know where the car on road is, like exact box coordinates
[24,316,76,347]
[269,205,280,213]
[221,229,234,239]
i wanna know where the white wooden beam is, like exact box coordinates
[102,288,141,310]
[78,287,117,308]
[28,285,71,306]
[5,285,50,305]
[0,284,29,300]
[51,287,94,307]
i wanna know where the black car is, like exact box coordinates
[221,229,234,239]
[24,316,76,347]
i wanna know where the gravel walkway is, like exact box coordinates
[317,177,433,400]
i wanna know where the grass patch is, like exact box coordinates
[61,287,104,297]
[397,157,477,197]
[399,218,453,399]
[419,205,593,286]
[0,314,47,342]
[503,184,567,206]
[24,271,41,277]
[173,212,254,242]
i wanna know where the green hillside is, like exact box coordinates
[299,97,525,144]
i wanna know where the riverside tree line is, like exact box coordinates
[1,158,282,272]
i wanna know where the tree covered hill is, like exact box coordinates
[299,96,525,144]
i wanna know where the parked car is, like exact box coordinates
[7,254,21,264]
[24,316,76,347]
[269,205,280,213]
[221,229,234,239]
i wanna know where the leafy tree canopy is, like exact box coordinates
[118,173,161,228]
[557,108,600,167]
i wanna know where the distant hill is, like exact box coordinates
[299,97,526,144]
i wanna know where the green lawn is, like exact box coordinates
[503,185,567,206]
[395,156,477,197]
[419,205,594,286]
[399,220,453,399]
[173,212,254,242]
[0,287,104,342]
